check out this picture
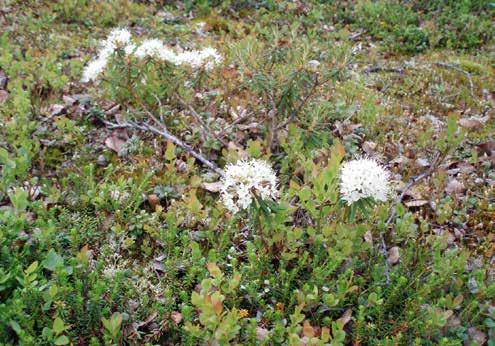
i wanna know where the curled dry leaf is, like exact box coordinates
[171,312,182,325]
[467,327,487,346]
[387,246,400,265]
[104,103,120,115]
[362,141,376,155]
[337,309,352,326]
[201,181,223,193]
[105,129,128,153]
[49,104,65,117]
[0,70,8,89]
[147,194,160,210]
[445,179,465,195]
[302,320,315,338]
[0,90,9,104]
[256,327,269,341]
[136,311,158,329]
[364,230,373,245]
[458,118,483,130]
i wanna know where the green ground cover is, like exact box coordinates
[0,1,494,345]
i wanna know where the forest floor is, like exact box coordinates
[0,1,494,345]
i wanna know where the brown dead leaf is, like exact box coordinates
[256,327,269,341]
[136,312,158,329]
[0,90,8,104]
[49,104,65,117]
[171,312,182,325]
[227,141,249,158]
[387,246,400,265]
[447,315,461,329]
[0,70,7,89]
[458,118,482,130]
[105,130,128,153]
[477,141,495,156]
[302,320,315,338]
[337,309,352,326]
[445,179,465,195]
[364,231,373,245]
[467,327,487,346]
[362,141,376,155]
[446,161,475,175]
[147,194,160,210]
[201,181,222,193]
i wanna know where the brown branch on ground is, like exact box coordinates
[217,110,255,139]
[174,93,229,146]
[101,118,225,177]
[433,62,475,99]
[363,66,405,74]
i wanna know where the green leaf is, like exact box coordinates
[54,335,69,345]
[9,188,29,212]
[53,317,65,335]
[0,147,9,164]
[165,141,175,161]
[9,320,21,334]
[42,249,64,271]
[25,261,38,274]
[111,312,123,331]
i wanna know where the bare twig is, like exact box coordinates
[217,110,255,139]
[102,119,225,177]
[174,93,228,146]
[267,94,278,151]
[433,62,475,99]
[385,152,443,225]
[363,66,405,74]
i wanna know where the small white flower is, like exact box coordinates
[81,56,108,82]
[176,47,223,70]
[109,189,130,203]
[124,43,137,55]
[134,39,167,60]
[82,28,223,82]
[308,60,320,68]
[105,28,132,49]
[82,27,133,83]
[220,159,278,214]
[339,157,390,205]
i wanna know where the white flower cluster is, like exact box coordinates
[82,28,133,82]
[220,159,278,214]
[132,40,222,70]
[339,157,390,205]
[81,28,223,82]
